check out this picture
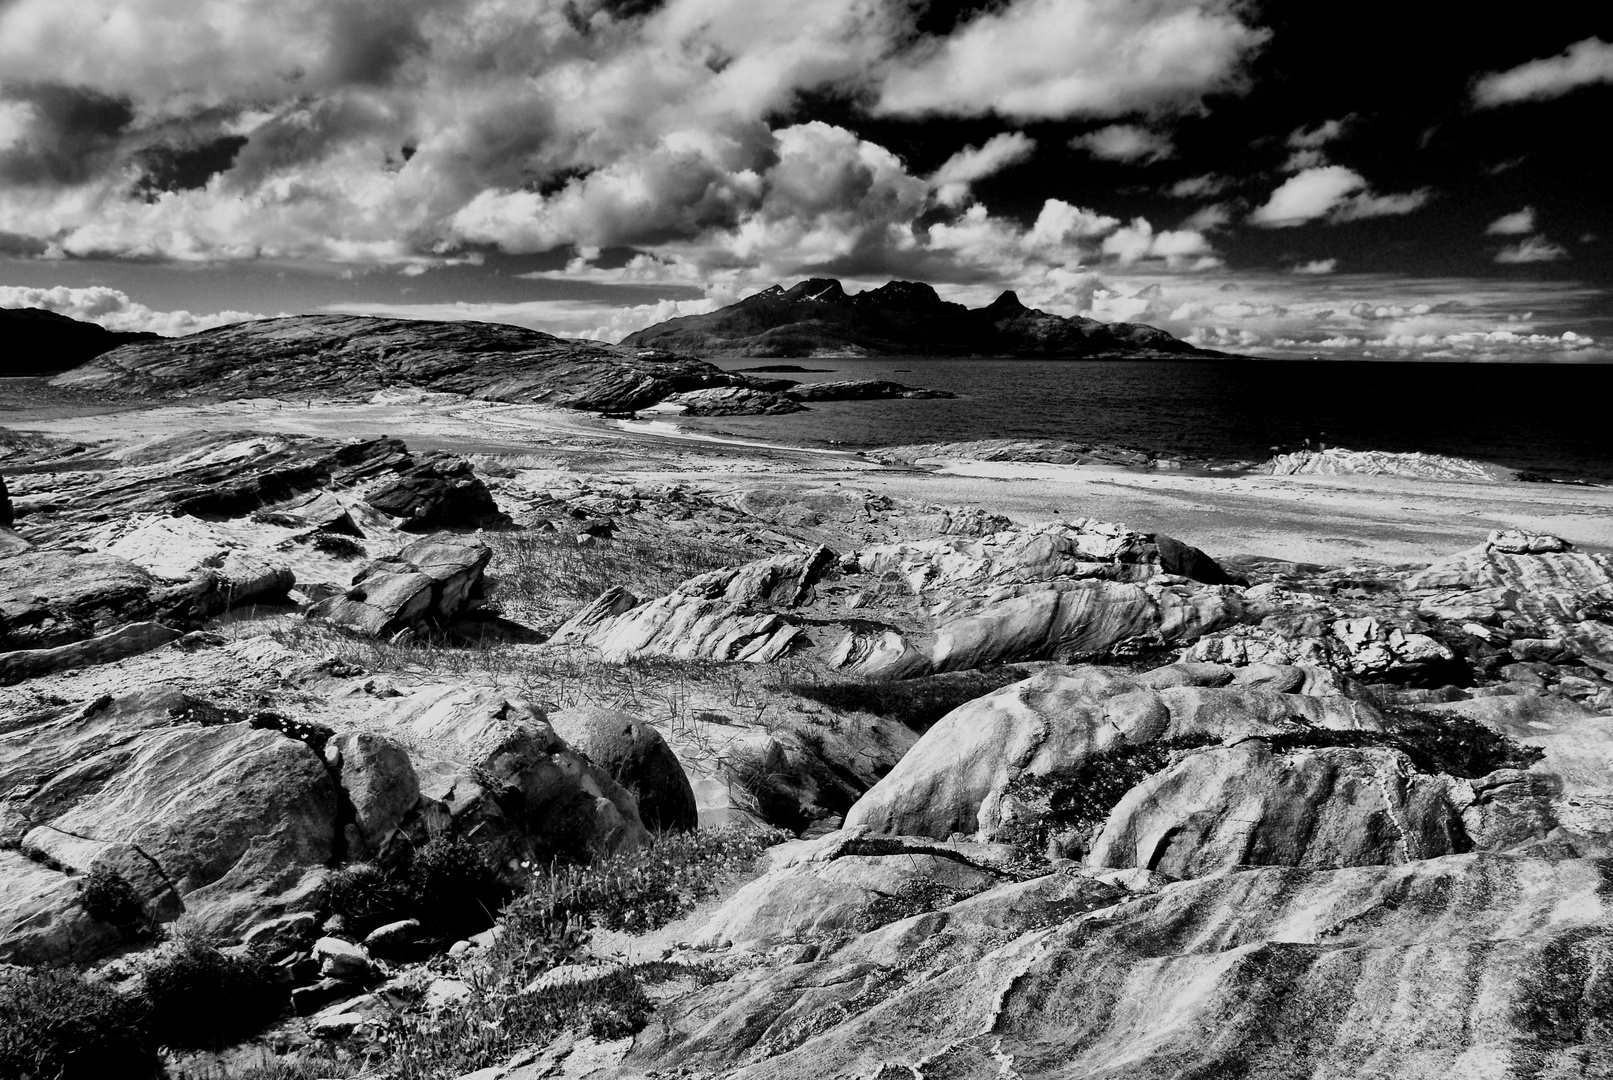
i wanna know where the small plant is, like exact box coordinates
[76,866,146,932]
[321,835,508,939]
[136,934,284,1050]
[0,965,157,1079]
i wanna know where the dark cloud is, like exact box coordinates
[0,82,133,185]
[132,135,249,198]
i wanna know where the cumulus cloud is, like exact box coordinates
[1247,166,1430,227]
[1070,124,1173,163]
[1486,207,1536,235]
[1472,37,1613,107]
[1291,258,1337,274]
[0,283,264,334]
[875,0,1268,119]
[930,132,1037,206]
[1495,235,1569,263]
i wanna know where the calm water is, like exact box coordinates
[684,357,1613,482]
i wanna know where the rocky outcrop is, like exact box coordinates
[670,387,804,416]
[868,438,1257,471]
[1186,612,1458,682]
[622,279,1231,359]
[1269,447,1516,481]
[362,453,508,530]
[781,379,954,402]
[48,314,766,410]
[0,685,653,965]
[1,305,159,376]
[554,521,1246,676]
[547,706,698,833]
[0,548,167,651]
[1410,529,1613,662]
[0,621,182,685]
[622,851,1613,1078]
[307,538,491,638]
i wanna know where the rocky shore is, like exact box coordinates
[3,329,1612,1078]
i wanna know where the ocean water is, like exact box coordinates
[684,357,1613,482]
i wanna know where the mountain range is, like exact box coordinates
[622,278,1228,359]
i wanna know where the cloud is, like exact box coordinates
[1472,37,1613,107]
[1291,258,1336,274]
[1485,207,1536,235]
[930,132,1037,206]
[1247,166,1430,227]
[0,283,264,334]
[1099,217,1218,268]
[1495,235,1568,263]
[1070,124,1173,163]
[875,0,1269,119]
[1165,173,1233,198]
[1287,116,1350,148]
[1180,203,1232,232]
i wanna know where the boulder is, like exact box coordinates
[843,663,1388,841]
[0,620,182,685]
[1087,741,1471,876]
[1186,613,1457,682]
[368,686,651,867]
[547,706,698,832]
[0,548,163,651]
[314,936,374,981]
[0,849,122,965]
[307,537,491,637]
[363,452,508,530]
[672,387,805,416]
[333,732,420,859]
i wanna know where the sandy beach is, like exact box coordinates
[7,389,1610,567]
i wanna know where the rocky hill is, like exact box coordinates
[48,313,769,411]
[2,306,161,376]
[621,278,1229,359]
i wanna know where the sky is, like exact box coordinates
[1,0,1610,361]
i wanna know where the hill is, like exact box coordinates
[2,307,161,376]
[621,278,1230,359]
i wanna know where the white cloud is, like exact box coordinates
[1165,173,1233,198]
[1070,124,1174,163]
[1100,217,1217,267]
[0,284,264,334]
[875,0,1268,119]
[930,132,1037,206]
[1291,258,1337,274]
[1279,148,1328,172]
[1495,235,1569,263]
[1247,166,1430,227]
[1472,37,1613,107]
[1485,206,1536,235]
[1180,203,1232,232]
[1287,117,1350,148]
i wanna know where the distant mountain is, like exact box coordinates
[2,307,162,376]
[621,278,1231,359]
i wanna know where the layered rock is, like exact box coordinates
[307,537,492,638]
[1269,446,1516,481]
[622,851,1613,1078]
[553,521,1246,677]
[669,387,804,416]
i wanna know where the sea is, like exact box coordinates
[680,357,1613,483]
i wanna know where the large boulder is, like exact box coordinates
[307,537,491,637]
[363,452,509,531]
[844,663,1386,842]
[331,732,420,860]
[0,548,163,651]
[547,706,698,832]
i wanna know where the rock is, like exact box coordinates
[333,732,419,859]
[620,278,1222,360]
[671,387,805,416]
[1,690,339,960]
[843,663,1388,841]
[0,849,121,965]
[1267,447,1515,481]
[0,547,164,651]
[51,313,775,411]
[1087,741,1470,876]
[307,537,491,637]
[363,453,508,530]
[547,706,698,832]
[0,472,11,526]
[623,852,1613,1077]
[292,978,361,1015]
[782,379,954,402]
[1186,614,1458,682]
[1409,531,1613,661]
[370,686,651,866]
[0,620,182,684]
[242,912,320,951]
[363,918,422,956]
[314,936,374,981]
[556,522,1245,676]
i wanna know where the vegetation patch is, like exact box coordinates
[0,965,157,1080]
[77,866,149,935]
[1268,706,1544,779]
[854,879,964,933]
[322,835,508,940]
[136,935,284,1051]
[784,666,1029,731]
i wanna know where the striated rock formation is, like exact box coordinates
[670,386,804,416]
[554,520,1246,677]
[2,306,160,376]
[48,314,763,409]
[307,537,492,638]
[1269,446,1516,481]
[621,278,1232,359]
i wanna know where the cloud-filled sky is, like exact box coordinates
[1,1,1609,361]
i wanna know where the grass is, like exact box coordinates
[0,965,156,1079]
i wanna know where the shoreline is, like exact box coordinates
[5,389,1613,566]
